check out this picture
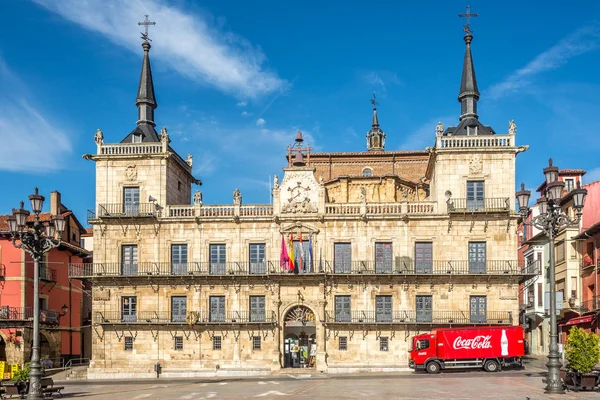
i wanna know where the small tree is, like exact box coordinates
[565,326,600,374]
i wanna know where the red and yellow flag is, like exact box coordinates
[288,233,295,272]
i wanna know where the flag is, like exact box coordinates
[288,234,295,272]
[299,233,304,273]
[308,234,314,272]
[280,234,290,270]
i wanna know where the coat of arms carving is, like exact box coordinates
[125,165,137,181]
[469,155,483,175]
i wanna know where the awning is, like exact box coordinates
[559,315,595,327]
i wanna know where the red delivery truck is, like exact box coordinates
[408,326,524,374]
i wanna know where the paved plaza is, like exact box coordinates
[47,358,600,400]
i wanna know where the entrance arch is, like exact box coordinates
[283,306,316,369]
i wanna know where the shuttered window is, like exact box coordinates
[375,295,392,322]
[468,242,486,273]
[171,244,188,275]
[121,245,138,276]
[415,242,432,273]
[171,296,187,322]
[249,244,266,274]
[375,242,392,273]
[470,296,487,323]
[210,296,225,322]
[416,295,432,323]
[467,181,484,210]
[210,244,226,274]
[334,243,351,273]
[123,187,140,215]
[250,296,265,322]
[121,296,137,322]
[335,295,351,322]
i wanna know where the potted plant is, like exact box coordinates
[565,326,600,390]
[10,362,31,396]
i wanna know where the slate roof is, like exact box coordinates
[120,124,161,143]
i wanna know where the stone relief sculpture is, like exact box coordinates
[360,187,367,203]
[233,188,242,205]
[193,190,202,205]
[94,129,104,145]
[125,164,137,181]
[435,121,444,136]
[160,126,169,143]
[281,199,318,213]
[508,120,517,135]
[469,154,483,174]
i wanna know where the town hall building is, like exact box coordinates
[70,22,536,378]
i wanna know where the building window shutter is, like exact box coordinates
[334,296,351,322]
[375,242,392,273]
[250,296,265,322]
[249,244,266,274]
[375,295,392,322]
[210,244,226,274]
[334,243,352,273]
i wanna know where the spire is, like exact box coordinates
[136,40,157,127]
[457,6,480,121]
[366,94,385,151]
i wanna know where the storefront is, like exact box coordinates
[283,306,316,368]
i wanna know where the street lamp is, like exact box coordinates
[516,158,587,394]
[6,188,64,400]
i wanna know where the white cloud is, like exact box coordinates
[236,101,247,107]
[241,111,250,116]
[33,0,288,98]
[0,59,72,172]
[256,118,266,126]
[487,24,600,99]
[398,117,453,150]
[363,70,401,91]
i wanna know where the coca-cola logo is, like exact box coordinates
[453,335,492,350]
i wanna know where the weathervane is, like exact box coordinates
[138,14,156,42]
[370,93,378,108]
[458,5,478,35]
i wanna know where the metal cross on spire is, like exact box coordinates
[458,5,478,34]
[370,93,378,108]
[138,14,156,42]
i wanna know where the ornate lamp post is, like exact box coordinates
[6,188,65,400]
[516,159,587,395]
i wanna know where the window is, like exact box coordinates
[565,178,575,192]
[171,244,188,274]
[252,336,261,351]
[416,295,432,323]
[571,277,577,299]
[375,242,392,273]
[375,295,392,322]
[132,134,142,143]
[178,181,182,191]
[121,245,138,276]
[123,187,140,215]
[468,242,486,273]
[339,336,347,351]
[213,336,222,350]
[171,296,187,322]
[470,296,487,323]
[334,296,351,322]
[556,279,565,300]
[334,243,352,273]
[466,181,484,210]
[363,168,373,177]
[415,242,433,273]
[124,336,133,350]
[249,243,266,274]
[293,240,311,273]
[538,283,543,307]
[210,296,225,322]
[380,337,389,352]
[416,339,430,350]
[210,244,226,274]
[555,241,565,263]
[250,296,265,322]
[121,296,137,322]
[174,336,183,351]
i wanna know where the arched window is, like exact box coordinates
[363,168,373,177]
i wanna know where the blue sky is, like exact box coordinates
[1,1,600,223]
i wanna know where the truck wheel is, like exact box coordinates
[426,361,441,374]
[484,359,500,372]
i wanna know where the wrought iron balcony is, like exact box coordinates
[39,265,57,282]
[94,310,276,325]
[96,203,158,218]
[447,197,511,213]
[579,296,600,313]
[325,310,513,325]
[0,306,60,325]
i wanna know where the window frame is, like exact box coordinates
[252,336,261,351]
[174,336,183,351]
[339,336,347,351]
[124,336,133,351]
[213,335,222,351]
[380,337,389,352]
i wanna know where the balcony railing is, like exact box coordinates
[94,310,276,324]
[0,306,60,324]
[70,259,537,278]
[437,134,513,149]
[579,296,600,313]
[325,310,513,325]
[447,198,511,213]
[324,202,437,215]
[97,203,158,218]
[39,266,57,282]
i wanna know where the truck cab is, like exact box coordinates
[408,333,436,371]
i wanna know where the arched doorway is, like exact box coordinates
[283,306,316,369]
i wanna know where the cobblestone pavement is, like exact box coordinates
[52,359,597,400]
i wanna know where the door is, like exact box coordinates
[121,296,137,322]
[250,296,265,322]
[376,295,392,322]
[334,295,351,322]
[467,181,484,210]
[334,243,351,273]
[210,296,225,322]
[375,242,392,273]
[415,242,433,273]
[171,296,187,322]
[249,244,266,274]
[121,245,138,276]
[470,296,487,323]
[210,244,226,274]
[469,242,486,273]
[171,244,188,275]
[416,295,432,323]
[123,187,140,215]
